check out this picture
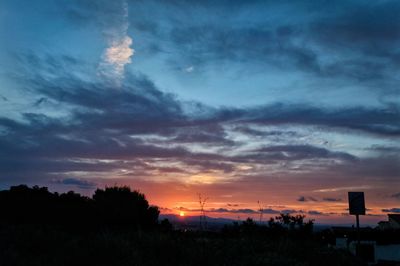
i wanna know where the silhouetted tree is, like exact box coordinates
[0,185,58,224]
[93,186,159,228]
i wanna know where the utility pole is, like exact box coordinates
[356,214,360,245]
[257,200,264,224]
[198,194,208,231]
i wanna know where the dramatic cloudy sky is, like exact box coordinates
[1,0,399,224]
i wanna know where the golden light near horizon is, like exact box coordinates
[179,211,185,217]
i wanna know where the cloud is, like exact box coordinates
[0,95,7,101]
[254,145,356,162]
[313,186,372,193]
[390,193,400,200]
[280,209,298,214]
[101,36,134,79]
[233,126,299,138]
[307,210,328,216]
[382,208,400,213]
[52,177,96,189]
[98,0,134,86]
[2,53,399,201]
[211,208,257,214]
[177,207,288,215]
[247,104,400,137]
[204,207,330,216]
[118,0,400,98]
[184,66,194,73]
[322,197,342,202]
[297,196,318,202]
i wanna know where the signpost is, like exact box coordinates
[348,192,376,262]
[348,192,366,246]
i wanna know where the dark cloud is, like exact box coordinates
[103,0,400,92]
[171,124,237,146]
[367,145,400,155]
[255,145,356,161]
[181,207,287,215]
[52,177,96,189]
[208,208,331,216]
[16,52,400,138]
[211,208,257,214]
[382,208,400,213]
[168,24,320,73]
[390,193,400,200]
[280,209,298,214]
[247,104,400,137]
[333,155,400,180]
[297,196,318,202]
[310,2,400,48]
[55,0,400,95]
[262,208,281,214]
[307,210,326,216]
[0,95,7,101]
[233,126,300,139]
[322,198,342,202]
[1,51,399,192]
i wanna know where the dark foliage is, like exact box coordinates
[0,185,367,266]
[93,186,159,228]
[221,215,314,239]
[0,224,367,266]
[0,184,159,229]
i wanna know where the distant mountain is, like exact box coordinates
[159,214,237,230]
[160,214,235,224]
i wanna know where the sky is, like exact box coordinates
[0,0,399,225]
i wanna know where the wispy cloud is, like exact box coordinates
[98,0,134,86]
[313,185,372,193]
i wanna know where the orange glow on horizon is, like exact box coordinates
[98,178,391,226]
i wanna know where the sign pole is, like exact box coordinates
[348,191,366,252]
[356,214,360,245]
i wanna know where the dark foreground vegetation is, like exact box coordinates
[0,185,366,266]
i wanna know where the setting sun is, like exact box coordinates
[179,211,185,217]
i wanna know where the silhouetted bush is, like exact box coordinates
[221,214,314,239]
[269,213,314,234]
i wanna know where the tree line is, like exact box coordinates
[0,185,159,229]
[0,184,316,234]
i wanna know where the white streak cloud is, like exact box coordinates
[98,1,134,87]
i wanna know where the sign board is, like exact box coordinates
[348,192,366,215]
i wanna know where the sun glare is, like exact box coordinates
[179,211,185,217]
